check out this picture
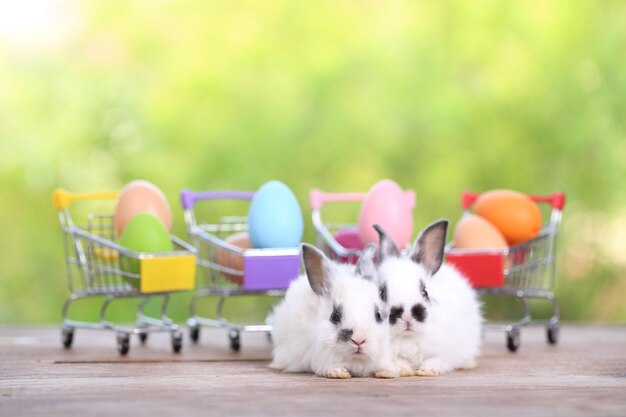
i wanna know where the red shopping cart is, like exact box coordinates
[445,191,566,352]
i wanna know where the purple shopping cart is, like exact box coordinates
[180,190,301,351]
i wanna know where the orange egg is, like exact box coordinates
[474,189,542,245]
[453,214,508,250]
[215,232,252,286]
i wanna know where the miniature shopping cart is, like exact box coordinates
[181,190,301,351]
[309,188,416,263]
[445,191,566,352]
[53,189,196,355]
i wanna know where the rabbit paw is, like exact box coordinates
[414,368,441,377]
[375,369,399,379]
[415,357,447,377]
[268,361,286,371]
[392,359,415,377]
[320,368,352,379]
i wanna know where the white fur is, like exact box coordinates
[270,262,396,379]
[379,258,483,376]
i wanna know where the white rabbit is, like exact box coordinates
[270,243,397,379]
[374,220,483,376]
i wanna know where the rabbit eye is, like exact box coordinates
[421,281,429,301]
[330,305,342,325]
[375,308,383,324]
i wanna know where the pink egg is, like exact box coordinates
[114,180,172,237]
[358,180,414,249]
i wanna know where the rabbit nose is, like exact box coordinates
[402,313,412,323]
[351,338,366,346]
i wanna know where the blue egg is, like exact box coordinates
[248,181,303,248]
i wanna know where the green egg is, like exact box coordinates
[119,212,173,288]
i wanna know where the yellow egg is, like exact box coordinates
[453,214,508,250]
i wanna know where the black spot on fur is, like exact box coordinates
[379,284,387,303]
[337,328,353,343]
[330,305,342,325]
[389,306,404,325]
[411,304,427,322]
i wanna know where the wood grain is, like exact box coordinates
[0,325,625,417]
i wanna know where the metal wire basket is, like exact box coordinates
[445,191,566,352]
[309,187,416,264]
[180,189,301,351]
[53,188,196,355]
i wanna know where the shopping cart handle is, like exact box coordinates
[52,188,119,210]
[461,191,480,210]
[310,189,415,210]
[529,191,566,210]
[462,190,566,211]
[309,189,367,210]
[180,189,255,210]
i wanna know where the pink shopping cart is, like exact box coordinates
[309,187,416,263]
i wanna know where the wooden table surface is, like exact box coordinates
[1,325,625,417]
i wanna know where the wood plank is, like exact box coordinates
[1,325,625,417]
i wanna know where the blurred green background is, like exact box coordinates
[1,0,625,326]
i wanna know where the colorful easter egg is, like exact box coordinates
[474,189,542,245]
[248,181,303,248]
[114,180,172,237]
[358,180,414,249]
[215,232,253,286]
[119,212,173,288]
[453,214,508,250]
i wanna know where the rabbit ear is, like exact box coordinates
[355,243,377,281]
[301,243,333,296]
[410,219,448,276]
[373,224,399,261]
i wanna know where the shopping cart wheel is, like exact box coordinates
[547,325,559,345]
[117,332,130,355]
[61,327,74,349]
[229,329,241,352]
[189,324,200,343]
[138,332,148,343]
[506,329,520,352]
[172,332,183,353]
